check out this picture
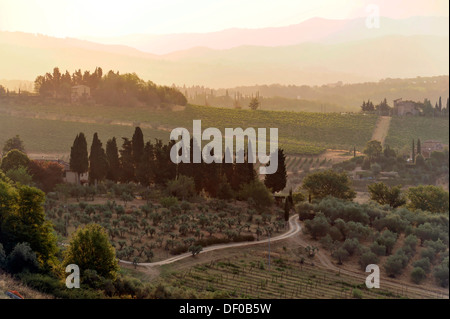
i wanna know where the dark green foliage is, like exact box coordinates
[63,224,119,280]
[2,135,25,154]
[6,242,39,274]
[0,243,6,268]
[304,213,330,240]
[368,182,406,208]
[411,267,426,284]
[0,182,58,270]
[359,250,379,270]
[89,133,108,184]
[407,185,449,214]
[238,179,273,210]
[332,247,349,265]
[302,169,356,201]
[166,175,196,200]
[370,242,387,256]
[69,133,89,182]
[264,148,287,193]
[132,127,144,169]
[0,149,30,172]
[35,67,186,107]
[433,257,449,287]
[363,140,382,162]
[384,251,408,277]
[119,137,135,183]
[412,257,431,273]
[105,137,121,182]
[375,230,397,255]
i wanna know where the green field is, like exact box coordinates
[385,116,449,152]
[0,103,378,155]
[0,113,168,154]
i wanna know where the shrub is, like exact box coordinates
[352,288,363,299]
[359,250,379,270]
[0,243,6,268]
[412,257,432,273]
[160,196,179,209]
[411,267,427,284]
[6,242,40,274]
[166,175,196,200]
[303,213,330,240]
[342,238,360,256]
[370,242,386,256]
[238,180,273,209]
[433,258,449,287]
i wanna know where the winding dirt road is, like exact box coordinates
[119,214,301,267]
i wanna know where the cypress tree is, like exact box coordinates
[132,127,144,169]
[412,139,415,163]
[136,141,154,186]
[89,133,108,184]
[119,137,134,183]
[264,148,287,193]
[106,137,120,182]
[417,138,421,155]
[70,133,88,184]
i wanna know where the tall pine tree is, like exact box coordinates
[264,148,287,193]
[89,133,108,184]
[70,133,88,184]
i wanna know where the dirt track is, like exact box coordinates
[371,116,391,146]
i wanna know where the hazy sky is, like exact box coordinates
[0,0,448,37]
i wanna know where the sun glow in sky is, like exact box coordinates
[0,0,448,37]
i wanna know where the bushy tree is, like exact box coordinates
[411,267,426,284]
[359,250,379,270]
[304,213,330,240]
[302,169,356,201]
[433,258,449,287]
[28,160,64,192]
[166,175,196,200]
[6,242,39,274]
[363,140,382,162]
[5,167,32,185]
[368,182,406,208]
[407,185,449,214]
[248,97,260,110]
[238,179,273,209]
[0,182,58,270]
[63,224,119,280]
[0,149,30,172]
[2,135,25,154]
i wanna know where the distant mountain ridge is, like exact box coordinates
[82,16,449,54]
[0,16,448,88]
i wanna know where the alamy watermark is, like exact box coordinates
[365,264,380,289]
[365,4,380,29]
[65,264,80,288]
[170,120,279,174]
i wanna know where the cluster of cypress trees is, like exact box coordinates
[69,128,289,197]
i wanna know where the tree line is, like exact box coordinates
[361,97,450,117]
[70,128,287,199]
[34,67,187,107]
